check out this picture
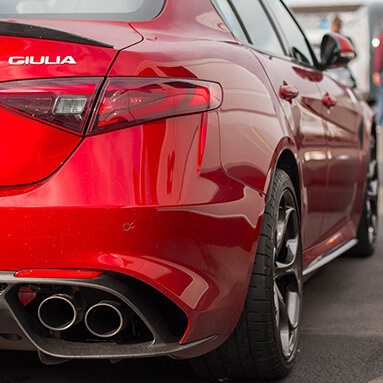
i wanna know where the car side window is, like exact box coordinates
[231,0,285,56]
[266,0,314,66]
[213,0,248,42]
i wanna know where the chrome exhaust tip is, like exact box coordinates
[38,293,86,331]
[85,300,128,338]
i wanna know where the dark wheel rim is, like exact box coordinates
[273,188,302,359]
[366,135,378,246]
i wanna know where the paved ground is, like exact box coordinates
[281,250,383,383]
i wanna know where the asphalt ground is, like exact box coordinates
[2,155,383,383]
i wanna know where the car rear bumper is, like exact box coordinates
[0,115,266,359]
[0,185,265,360]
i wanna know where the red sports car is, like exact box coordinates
[0,0,377,380]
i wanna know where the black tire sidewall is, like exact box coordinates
[256,169,303,370]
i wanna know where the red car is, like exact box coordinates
[0,0,377,380]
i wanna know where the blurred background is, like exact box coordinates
[285,0,383,103]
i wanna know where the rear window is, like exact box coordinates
[0,0,165,21]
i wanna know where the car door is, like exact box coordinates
[227,0,328,250]
[315,75,363,238]
[253,0,363,245]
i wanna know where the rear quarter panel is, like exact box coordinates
[105,0,294,345]
[114,1,292,196]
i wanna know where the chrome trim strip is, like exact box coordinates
[303,238,358,277]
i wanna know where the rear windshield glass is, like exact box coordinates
[0,0,165,21]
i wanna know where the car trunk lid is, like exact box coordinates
[0,21,142,186]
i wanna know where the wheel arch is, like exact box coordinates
[275,150,301,214]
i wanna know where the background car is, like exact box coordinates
[0,0,377,380]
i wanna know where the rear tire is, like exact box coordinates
[189,169,303,380]
[349,134,378,257]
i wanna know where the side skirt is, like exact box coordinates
[303,238,358,277]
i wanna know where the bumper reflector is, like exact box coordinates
[14,269,103,279]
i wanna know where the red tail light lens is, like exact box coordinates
[0,78,102,134]
[88,78,222,134]
[0,77,222,136]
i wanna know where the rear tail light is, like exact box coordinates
[0,78,102,134]
[0,77,222,135]
[88,78,222,134]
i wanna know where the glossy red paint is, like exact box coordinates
[0,111,264,348]
[255,52,330,249]
[0,107,81,186]
[0,36,120,82]
[0,77,105,185]
[0,0,373,362]
[316,78,362,240]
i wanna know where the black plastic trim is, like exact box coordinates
[0,272,214,360]
[0,21,113,48]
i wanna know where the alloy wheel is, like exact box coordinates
[273,188,302,359]
[366,135,378,246]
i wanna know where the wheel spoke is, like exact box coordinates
[273,282,280,329]
[276,206,295,254]
[286,287,300,330]
[366,199,372,217]
[275,262,293,278]
[286,238,298,260]
[274,282,289,356]
[275,261,296,279]
[275,237,299,279]
[367,159,377,180]
[367,179,378,199]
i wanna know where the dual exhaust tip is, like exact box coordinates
[37,294,129,338]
